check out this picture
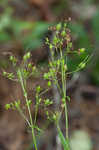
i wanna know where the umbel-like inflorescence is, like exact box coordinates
[3,20,91,150]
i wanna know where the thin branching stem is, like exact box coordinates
[60,48,69,140]
[18,69,38,150]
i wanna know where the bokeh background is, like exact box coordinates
[0,0,99,150]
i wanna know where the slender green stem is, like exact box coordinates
[60,49,69,140]
[50,48,62,95]
[18,69,38,150]
[39,88,49,96]
[64,102,69,139]
[17,106,31,127]
[34,99,39,125]
[54,77,62,96]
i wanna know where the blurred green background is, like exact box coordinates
[0,0,99,85]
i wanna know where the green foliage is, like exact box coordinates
[3,21,90,150]
[0,2,51,49]
[44,99,53,106]
[92,10,99,44]
[88,10,99,85]
[3,51,54,150]
[57,126,70,150]
[0,0,98,86]
[44,21,90,149]
[12,20,51,50]
[36,85,41,93]
[3,71,15,80]
[5,100,21,110]
[0,3,12,42]
[47,81,52,87]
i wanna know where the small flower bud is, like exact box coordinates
[79,48,85,53]
[36,86,41,93]
[5,104,11,110]
[3,71,7,76]
[49,44,53,49]
[62,98,65,103]
[48,81,51,87]
[44,73,49,79]
[56,23,62,31]
[53,114,57,121]
[23,52,31,61]
[61,30,66,37]
[28,63,32,68]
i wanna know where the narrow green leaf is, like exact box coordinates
[57,126,69,150]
